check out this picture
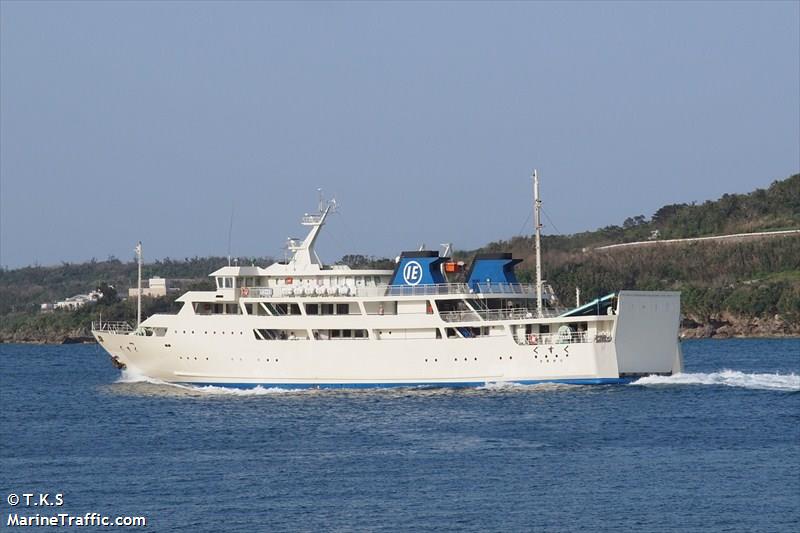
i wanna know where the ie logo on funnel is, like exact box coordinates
[403,261,423,286]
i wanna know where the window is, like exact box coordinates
[224,277,233,289]
[336,303,349,315]
[254,329,290,340]
[313,329,368,339]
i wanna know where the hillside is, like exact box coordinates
[1,174,798,342]
[459,173,800,337]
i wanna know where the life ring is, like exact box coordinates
[286,277,293,285]
[528,334,537,345]
[240,287,249,297]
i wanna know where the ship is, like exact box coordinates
[92,172,682,388]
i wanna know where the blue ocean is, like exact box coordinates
[1,339,798,532]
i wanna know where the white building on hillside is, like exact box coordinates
[128,277,177,299]
[53,290,103,310]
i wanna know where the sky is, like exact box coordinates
[1,1,798,268]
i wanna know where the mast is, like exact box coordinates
[287,195,336,270]
[135,241,142,329]
[533,170,543,317]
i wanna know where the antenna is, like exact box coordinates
[227,202,235,266]
[533,169,543,317]
[135,241,143,330]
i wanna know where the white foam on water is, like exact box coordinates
[115,370,301,395]
[478,381,583,392]
[117,368,174,386]
[188,384,303,396]
[631,370,800,392]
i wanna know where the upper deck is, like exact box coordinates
[181,281,542,303]
[173,196,558,310]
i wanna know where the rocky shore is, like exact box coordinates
[680,313,800,339]
[0,327,95,345]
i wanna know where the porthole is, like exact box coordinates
[464,358,467,361]
[434,358,438,362]
[474,357,477,361]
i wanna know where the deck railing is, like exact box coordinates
[471,282,538,296]
[236,282,548,299]
[439,307,567,322]
[382,283,472,297]
[513,331,613,345]
[91,321,134,334]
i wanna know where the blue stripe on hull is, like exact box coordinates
[175,378,632,389]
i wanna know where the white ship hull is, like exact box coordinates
[94,291,682,388]
[93,192,682,388]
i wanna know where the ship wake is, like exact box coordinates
[631,370,799,392]
[114,370,299,396]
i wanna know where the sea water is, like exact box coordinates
[1,339,798,532]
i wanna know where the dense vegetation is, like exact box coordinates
[0,256,270,315]
[1,174,798,341]
[458,174,800,331]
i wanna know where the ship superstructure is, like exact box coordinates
[93,177,682,387]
